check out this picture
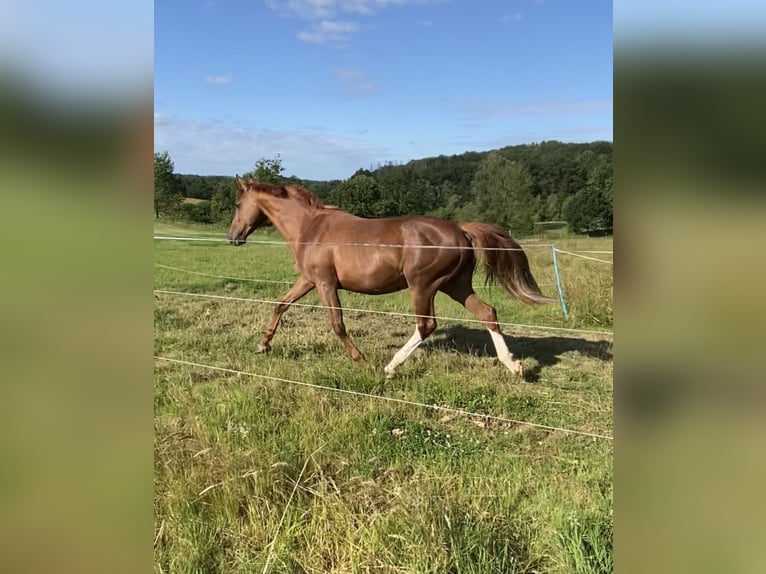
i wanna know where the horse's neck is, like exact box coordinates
[257,194,310,245]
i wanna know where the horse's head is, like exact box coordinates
[228,175,269,246]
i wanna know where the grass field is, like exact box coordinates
[154,220,613,573]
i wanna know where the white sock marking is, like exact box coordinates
[384,329,423,376]
[489,330,522,375]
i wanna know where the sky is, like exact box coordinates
[154,0,613,180]
[0,1,153,98]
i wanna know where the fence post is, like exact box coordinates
[551,245,569,318]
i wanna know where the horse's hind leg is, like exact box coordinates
[384,288,437,378]
[441,278,524,378]
[259,277,315,353]
[316,283,365,362]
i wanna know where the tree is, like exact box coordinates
[154,151,183,218]
[328,174,381,217]
[586,155,613,202]
[428,180,461,220]
[453,201,480,223]
[176,174,232,200]
[564,187,613,234]
[564,155,613,234]
[471,152,535,236]
[244,154,285,184]
[179,201,212,224]
[543,192,562,221]
[158,142,612,230]
[375,166,436,217]
[210,179,238,224]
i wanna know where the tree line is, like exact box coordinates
[154,140,612,236]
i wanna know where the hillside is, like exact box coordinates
[167,140,613,236]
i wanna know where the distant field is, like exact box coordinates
[182,197,207,204]
[154,220,613,573]
[154,220,223,237]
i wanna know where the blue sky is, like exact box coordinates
[154,0,613,180]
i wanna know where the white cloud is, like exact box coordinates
[268,0,438,45]
[265,0,336,19]
[153,114,390,180]
[296,20,358,44]
[204,74,231,85]
[267,0,432,20]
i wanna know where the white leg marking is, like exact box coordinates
[384,329,423,378]
[488,330,524,377]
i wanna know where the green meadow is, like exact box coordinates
[154,221,613,573]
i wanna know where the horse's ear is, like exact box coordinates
[235,175,247,194]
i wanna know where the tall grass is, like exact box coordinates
[154,223,613,573]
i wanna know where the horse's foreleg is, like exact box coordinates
[259,277,315,353]
[384,290,437,378]
[316,283,364,362]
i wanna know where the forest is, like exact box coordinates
[154,140,613,237]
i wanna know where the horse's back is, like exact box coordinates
[399,215,470,247]
[311,211,466,246]
[298,211,471,294]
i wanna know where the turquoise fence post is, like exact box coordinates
[551,245,569,318]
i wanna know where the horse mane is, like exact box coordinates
[285,185,327,209]
[247,179,327,210]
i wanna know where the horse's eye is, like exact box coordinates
[235,202,241,209]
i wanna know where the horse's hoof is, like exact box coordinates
[257,344,271,354]
[510,360,524,380]
[384,368,396,380]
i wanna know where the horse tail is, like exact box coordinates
[459,222,555,306]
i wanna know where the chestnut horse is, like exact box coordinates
[228,176,553,379]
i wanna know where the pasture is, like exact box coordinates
[154,221,613,573]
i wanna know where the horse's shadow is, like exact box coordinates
[427,325,612,382]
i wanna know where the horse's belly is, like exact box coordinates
[337,272,407,294]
